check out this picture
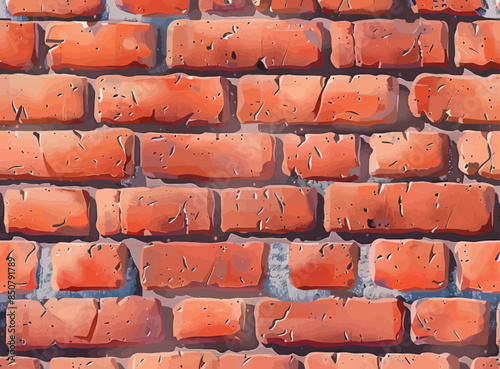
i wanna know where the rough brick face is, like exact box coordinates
[369,239,449,291]
[166,20,323,70]
[412,0,485,14]
[45,22,156,70]
[220,186,317,233]
[0,74,87,125]
[369,132,450,178]
[115,0,189,15]
[7,0,104,17]
[4,188,90,236]
[237,75,399,125]
[0,241,39,294]
[289,242,359,290]
[199,0,246,12]
[305,352,379,369]
[255,297,405,346]
[457,131,500,179]
[95,75,228,125]
[127,352,219,369]
[173,298,245,343]
[472,358,500,369]
[381,354,460,369]
[455,21,500,70]
[319,0,394,14]
[140,241,269,290]
[411,298,489,346]
[283,134,360,180]
[324,182,495,235]
[455,241,500,293]
[141,133,275,181]
[0,22,38,70]
[219,354,299,368]
[50,358,118,369]
[0,357,40,368]
[252,0,317,13]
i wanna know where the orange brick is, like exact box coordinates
[46,22,156,70]
[127,352,219,369]
[283,134,360,180]
[305,353,378,369]
[381,354,460,369]
[8,0,104,17]
[369,239,449,292]
[319,0,395,14]
[255,297,405,347]
[324,182,495,235]
[199,0,246,11]
[253,0,317,13]
[115,0,189,15]
[289,242,359,290]
[412,0,485,14]
[173,298,245,343]
[457,131,500,179]
[411,298,489,346]
[472,358,500,369]
[219,354,299,368]
[455,21,500,70]
[4,188,90,236]
[330,22,355,68]
[50,358,118,369]
[95,75,228,126]
[141,133,275,181]
[0,22,38,70]
[0,241,39,294]
[369,132,450,178]
[167,20,322,70]
[0,357,40,369]
[220,186,317,234]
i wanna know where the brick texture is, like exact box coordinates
[455,21,500,69]
[455,241,500,292]
[457,131,500,179]
[115,0,189,15]
[0,241,39,294]
[0,22,38,70]
[7,0,104,17]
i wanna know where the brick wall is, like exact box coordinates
[0,0,499,367]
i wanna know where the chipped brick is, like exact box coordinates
[412,0,485,14]
[252,0,317,13]
[127,352,219,369]
[50,358,119,369]
[305,352,379,369]
[455,21,500,70]
[7,0,104,17]
[115,0,189,15]
[0,357,40,369]
[472,358,500,369]
[330,22,355,68]
[0,241,39,294]
[319,0,395,14]
[219,354,299,368]
[199,0,246,11]
[0,22,38,70]
[381,354,460,369]
[457,131,500,179]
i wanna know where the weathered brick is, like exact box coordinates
[7,0,104,17]
[369,239,449,292]
[220,186,317,234]
[0,241,39,294]
[166,20,322,70]
[252,0,317,13]
[0,129,134,181]
[51,243,128,291]
[455,241,500,293]
[199,0,246,11]
[0,22,38,70]
[50,358,118,369]
[472,358,500,369]
[141,241,269,290]
[173,298,245,343]
[411,298,489,346]
[409,74,500,124]
[4,188,90,236]
[219,354,299,368]
[370,132,450,178]
[13,296,163,350]
[96,187,214,236]
[330,22,355,68]
[0,74,87,125]
[319,0,395,14]
[45,22,156,70]
[0,357,40,369]
[127,352,219,369]
[455,21,500,70]
[141,133,275,181]
[115,0,189,15]
[237,75,398,125]
[289,242,359,290]
[305,353,379,369]
[381,354,460,369]
[95,75,228,126]
[324,182,495,235]
[282,134,360,180]
[255,297,405,346]
[458,131,500,179]
[412,0,485,14]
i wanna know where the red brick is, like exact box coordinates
[166,20,322,70]
[173,298,245,343]
[455,241,500,293]
[50,358,118,369]
[141,133,275,181]
[199,0,246,11]
[8,0,104,17]
[289,242,359,290]
[141,241,268,290]
[324,182,495,235]
[115,0,189,15]
[409,74,500,124]
[127,352,219,369]
[4,188,90,236]
[0,129,134,181]
[13,296,164,350]
[0,241,39,294]
[45,22,156,70]
[220,186,317,234]
[412,0,485,14]
[458,132,500,180]
[0,357,40,369]
[0,74,87,125]
[305,353,379,369]
[381,354,460,369]
[253,0,317,13]
[282,134,360,180]
[330,22,355,68]
[411,298,489,346]
[219,354,299,369]
[0,22,37,70]
[369,239,449,292]
[95,75,228,126]
[255,297,405,347]
[455,21,500,70]
[319,0,395,14]
[237,75,399,125]
[351,19,448,68]
[472,358,500,369]
[51,242,128,291]
[96,186,214,236]
[370,132,450,178]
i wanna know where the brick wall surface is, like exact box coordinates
[0,0,499,367]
